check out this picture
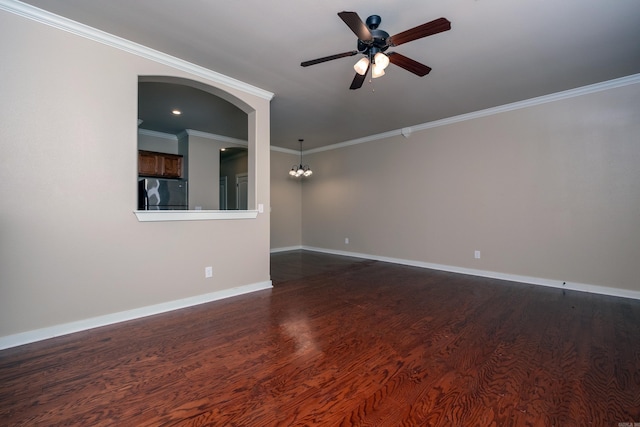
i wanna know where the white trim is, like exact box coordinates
[140,128,298,155]
[0,0,274,101]
[270,146,299,155]
[173,130,297,154]
[0,280,273,350]
[270,245,303,253]
[138,128,178,141]
[304,73,640,155]
[183,129,248,146]
[134,210,258,222]
[301,246,640,301]
[305,129,400,155]
[410,74,640,134]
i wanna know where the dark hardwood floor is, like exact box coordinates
[1,250,639,426]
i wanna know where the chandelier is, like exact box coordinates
[289,139,313,178]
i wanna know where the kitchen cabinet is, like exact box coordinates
[138,150,183,178]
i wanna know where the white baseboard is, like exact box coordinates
[0,281,272,351]
[270,245,303,253]
[301,246,640,301]
[4,247,638,351]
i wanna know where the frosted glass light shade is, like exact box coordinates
[374,52,390,70]
[372,65,385,78]
[353,57,370,75]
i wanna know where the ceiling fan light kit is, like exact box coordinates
[355,52,390,78]
[301,11,451,89]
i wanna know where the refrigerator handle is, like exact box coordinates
[137,180,149,210]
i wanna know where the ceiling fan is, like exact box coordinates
[301,12,451,90]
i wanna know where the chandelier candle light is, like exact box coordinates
[289,139,313,178]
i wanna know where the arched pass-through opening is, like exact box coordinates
[135,76,262,222]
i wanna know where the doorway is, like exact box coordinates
[219,176,228,210]
[236,173,248,210]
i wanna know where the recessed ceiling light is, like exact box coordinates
[172,109,181,115]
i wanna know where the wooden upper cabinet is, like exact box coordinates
[162,155,182,178]
[138,151,161,176]
[138,150,183,178]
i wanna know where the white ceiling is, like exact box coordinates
[17,0,640,150]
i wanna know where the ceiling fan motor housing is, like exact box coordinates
[359,15,390,56]
[366,15,381,29]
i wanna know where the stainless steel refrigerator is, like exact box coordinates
[138,178,188,210]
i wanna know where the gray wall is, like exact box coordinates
[187,134,222,210]
[298,82,640,293]
[0,9,271,343]
[270,150,303,250]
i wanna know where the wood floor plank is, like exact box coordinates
[1,250,639,426]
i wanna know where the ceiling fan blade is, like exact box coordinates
[301,51,359,67]
[349,65,370,90]
[387,52,432,77]
[389,17,451,47]
[338,11,373,42]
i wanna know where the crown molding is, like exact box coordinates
[141,128,297,153]
[182,129,301,155]
[182,129,247,146]
[270,146,299,155]
[410,73,640,134]
[138,128,178,141]
[306,73,640,155]
[304,129,400,155]
[0,0,274,101]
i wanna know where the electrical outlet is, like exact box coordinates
[345,237,349,244]
[205,266,213,278]
[474,250,481,259]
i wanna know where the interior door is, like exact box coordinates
[236,173,248,210]
[219,176,228,210]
